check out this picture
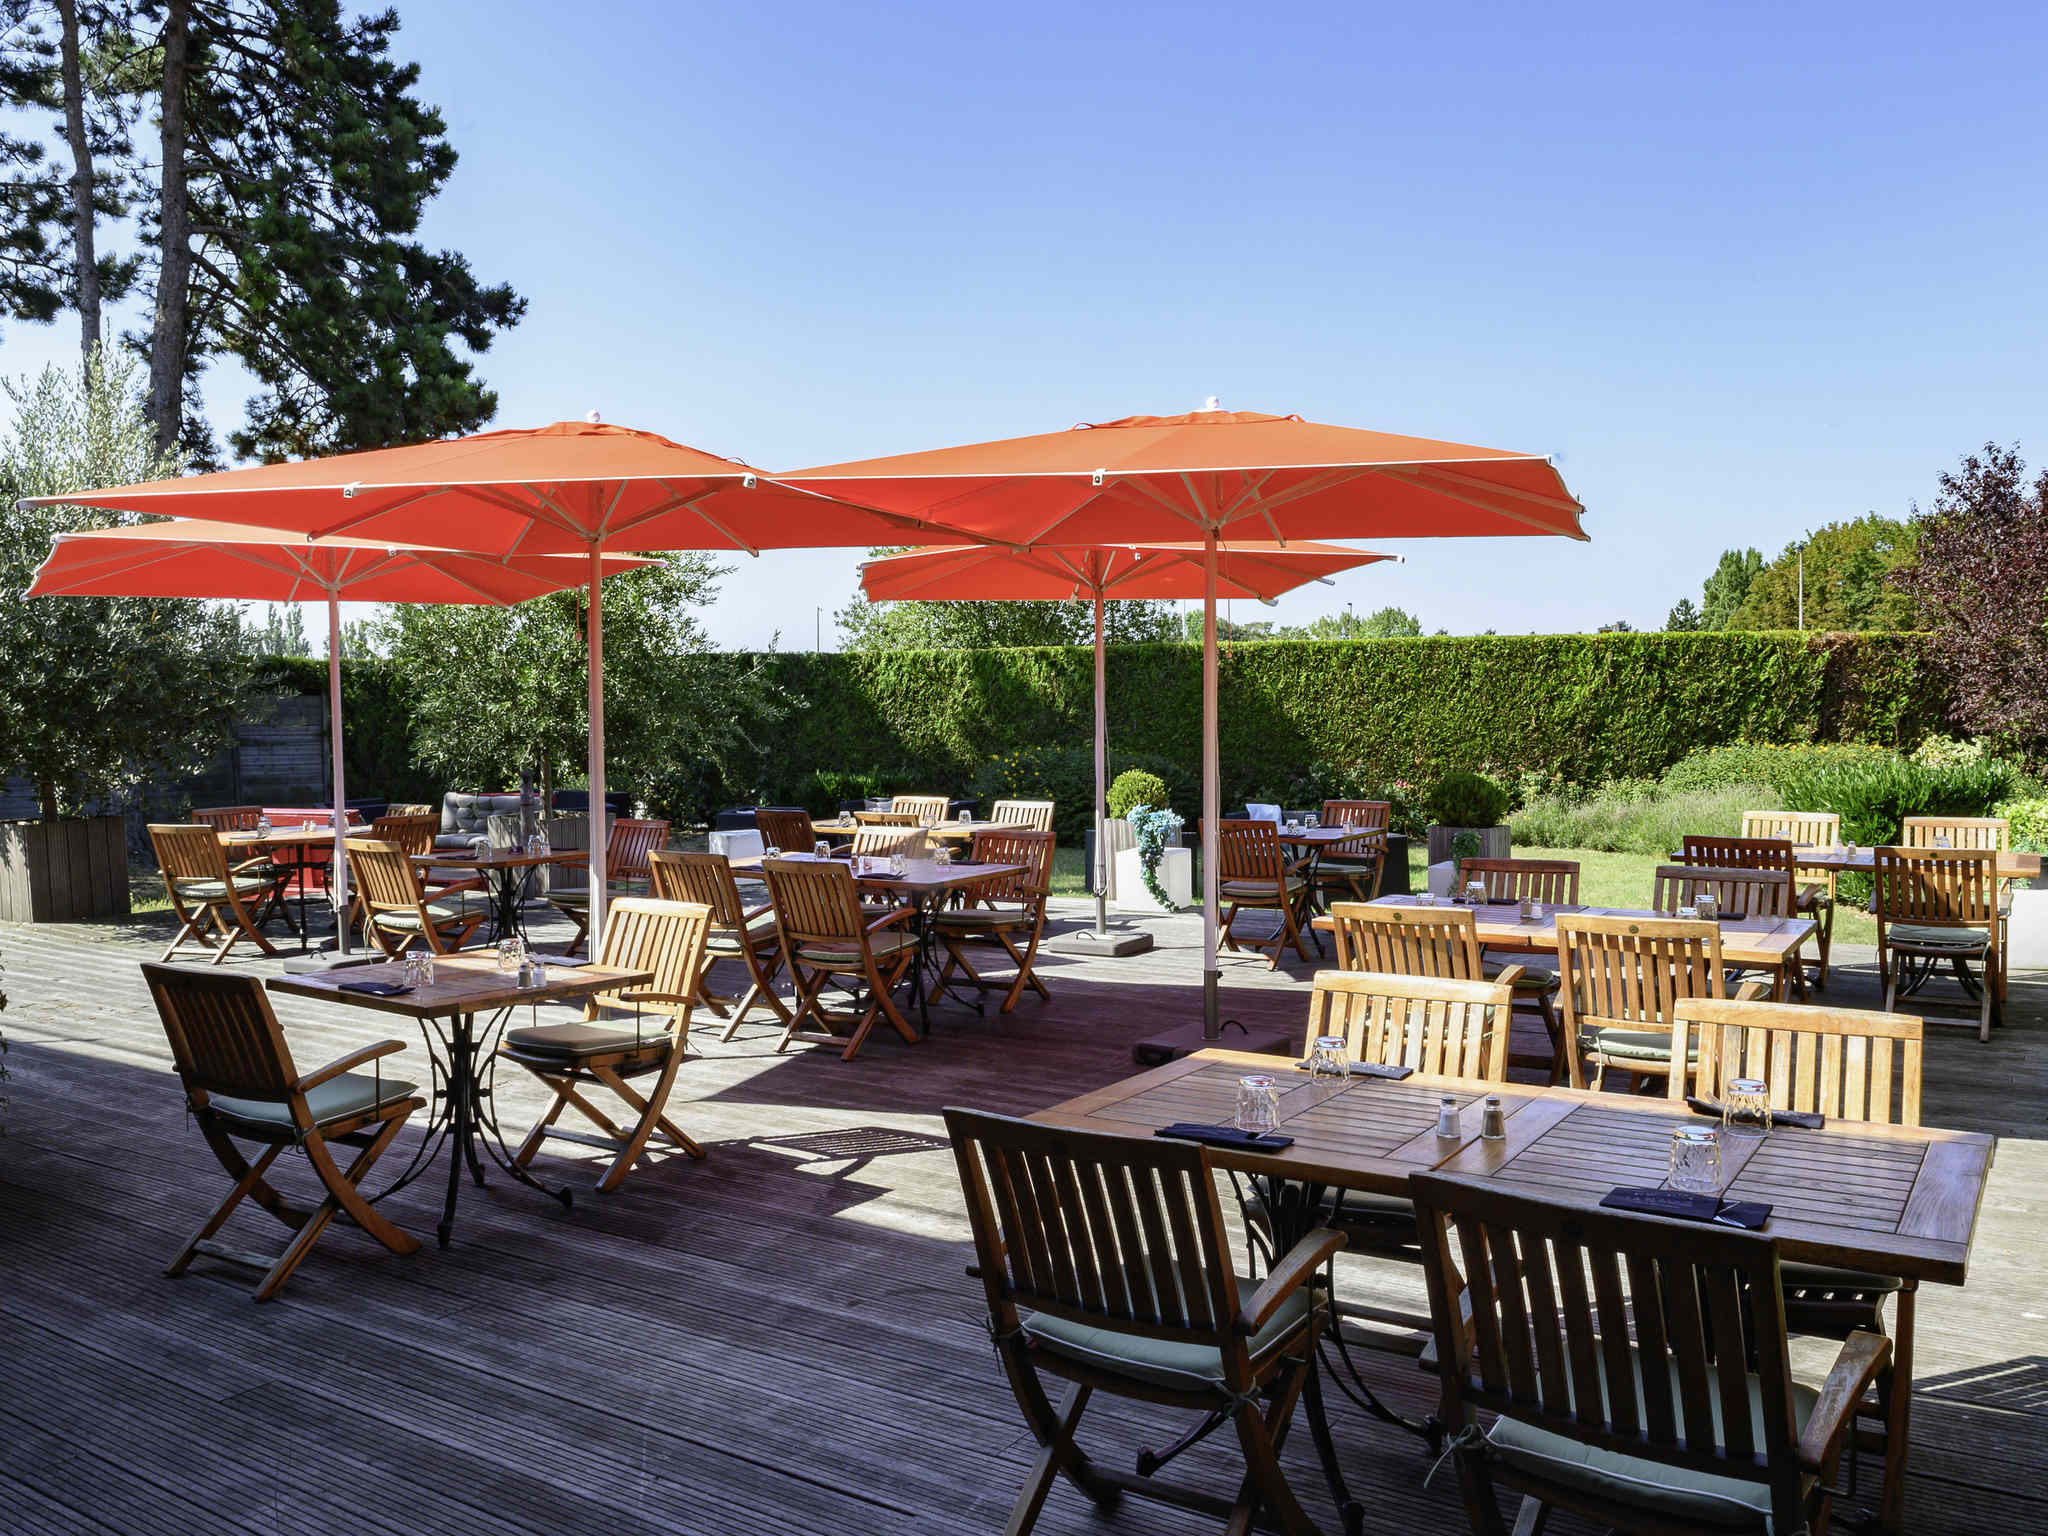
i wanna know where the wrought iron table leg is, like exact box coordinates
[1303,1343,1365,1535]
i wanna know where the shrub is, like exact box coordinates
[1108,768,1171,822]
[1428,770,1510,828]
[1659,741,1891,798]
[1911,733,1987,769]
[1998,796,2048,852]
[1511,784,1779,855]
[971,748,1186,842]
[1776,754,2028,846]
[794,765,905,814]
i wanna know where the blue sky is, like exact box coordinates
[8,0,2046,647]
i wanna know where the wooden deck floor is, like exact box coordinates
[2,900,2044,1536]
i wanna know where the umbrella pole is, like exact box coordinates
[1093,592,1108,936]
[1201,529,1221,1040]
[587,547,607,951]
[327,592,350,955]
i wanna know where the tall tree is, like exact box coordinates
[129,0,524,460]
[1665,596,1704,631]
[1892,444,2048,752]
[1698,547,1762,629]
[0,3,68,332]
[1727,514,1920,631]
[1277,605,1422,640]
[838,552,1180,651]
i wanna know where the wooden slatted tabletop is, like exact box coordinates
[1034,1047,1993,1284]
[1790,844,2042,879]
[1311,897,1817,972]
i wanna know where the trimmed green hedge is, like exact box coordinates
[723,632,1952,814]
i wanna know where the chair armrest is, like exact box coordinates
[1283,855,1314,877]
[297,1038,409,1092]
[1236,1227,1348,1335]
[866,907,917,935]
[1798,1328,1893,1472]
[1734,978,1772,1002]
[429,875,488,896]
[742,903,774,923]
[227,855,273,876]
[1492,962,1526,990]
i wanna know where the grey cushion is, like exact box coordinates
[1486,957,1560,993]
[796,930,919,967]
[370,899,475,933]
[504,1021,668,1059]
[210,1071,418,1135]
[935,907,1030,930]
[1888,923,1991,952]
[1220,877,1307,899]
[1023,1284,1319,1394]
[1586,1027,1698,1066]
[173,875,273,902]
[707,912,778,953]
[1486,1349,1817,1530]
[442,791,526,837]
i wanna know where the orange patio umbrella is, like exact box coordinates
[28,519,651,951]
[796,405,1588,1044]
[21,418,970,945]
[860,540,1394,945]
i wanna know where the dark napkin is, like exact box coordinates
[1602,1187,1773,1230]
[1155,1123,1295,1152]
[1293,1060,1413,1080]
[337,978,411,997]
[1686,1095,1823,1130]
[535,954,593,969]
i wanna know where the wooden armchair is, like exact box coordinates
[852,809,920,828]
[345,838,485,956]
[1306,968,1512,1083]
[762,857,919,1061]
[547,816,670,954]
[1457,858,1581,1075]
[934,827,1054,1013]
[1670,995,1926,1496]
[889,792,951,824]
[1684,832,1833,988]
[1413,1171,1888,1536]
[1555,912,1757,1092]
[754,807,817,855]
[850,825,930,861]
[143,963,421,1300]
[384,801,437,818]
[149,823,282,965]
[191,804,297,930]
[1315,799,1390,904]
[946,1107,1342,1536]
[990,798,1054,832]
[1211,818,1313,968]
[192,804,262,833]
[500,897,713,1193]
[1903,814,2009,851]
[648,849,790,1038]
[1873,847,2003,1040]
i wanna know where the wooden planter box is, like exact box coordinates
[1424,823,1511,867]
[0,816,131,922]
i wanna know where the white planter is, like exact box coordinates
[2006,888,2048,970]
[1114,846,1193,914]
[1426,860,1457,896]
[709,829,764,861]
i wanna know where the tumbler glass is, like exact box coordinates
[1668,1127,1723,1195]
[1234,1074,1280,1136]
[1722,1077,1772,1141]
[1307,1034,1349,1084]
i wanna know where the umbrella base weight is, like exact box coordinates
[1132,1018,1294,1068]
[1049,926,1155,958]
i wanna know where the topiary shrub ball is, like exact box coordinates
[1428,769,1511,828]
[1108,768,1171,821]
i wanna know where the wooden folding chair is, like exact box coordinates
[1684,831,1834,988]
[346,838,486,956]
[934,826,1054,1013]
[1902,814,2010,852]
[189,804,301,930]
[384,801,437,818]
[1654,861,1801,998]
[1327,902,1547,1077]
[149,823,283,965]
[143,963,422,1300]
[852,809,920,828]
[889,792,951,823]
[946,1106,1343,1536]
[500,897,712,1193]
[1670,995,1926,1505]
[1307,799,1387,905]
[548,816,669,955]
[1412,1171,1888,1536]
[648,849,791,1038]
[754,806,817,855]
[1555,912,1763,1092]
[1308,968,1512,1082]
[1873,846,2003,1041]
[762,857,919,1061]
[991,798,1055,832]
[1458,857,1581,1073]
[1211,818,1314,967]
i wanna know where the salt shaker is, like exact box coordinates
[1481,1095,1507,1140]
[1435,1094,1460,1138]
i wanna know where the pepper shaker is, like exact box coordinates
[1481,1095,1506,1140]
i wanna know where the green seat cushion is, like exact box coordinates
[174,875,274,902]
[1888,923,1991,952]
[1220,877,1306,900]
[1486,1349,1817,1531]
[1023,1284,1319,1394]
[1781,1261,1905,1298]
[706,912,778,953]
[935,907,1030,930]
[370,899,475,933]
[1586,1028,1698,1066]
[210,1071,418,1135]
[504,1021,669,1059]
[1486,958,1560,993]
[796,930,919,968]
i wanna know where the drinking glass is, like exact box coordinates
[957,808,972,824]
[1722,1077,1772,1141]
[1234,1074,1280,1136]
[1676,903,1700,921]
[402,953,422,988]
[763,844,782,860]
[1696,891,1719,922]
[255,815,272,836]
[934,845,953,866]
[890,853,906,877]
[496,937,523,974]
[1416,891,1438,907]
[1306,1034,1349,1084]
[1305,813,1320,829]
[1933,834,1952,849]
[813,839,831,859]
[1668,1127,1722,1195]
[1464,879,1487,905]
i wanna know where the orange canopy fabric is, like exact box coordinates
[27,519,652,603]
[21,420,974,556]
[860,541,1390,603]
[787,409,1586,546]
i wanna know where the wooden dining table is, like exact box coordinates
[1313,896,1819,997]
[1033,1047,1993,1535]
[1790,843,2042,880]
[221,824,350,945]
[408,844,589,947]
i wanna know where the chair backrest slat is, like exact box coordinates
[1673,996,1923,1124]
[1458,857,1580,905]
[143,962,296,1103]
[150,823,233,886]
[1304,969,1510,1080]
[754,808,815,855]
[991,799,1054,832]
[968,827,1055,903]
[647,849,748,928]
[762,857,866,947]
[1327,901,1484,979]
[1873,846,1998,927]
[368,813,438,857]
[1903,815,2009,851]
[1652,863,1795,919]
[890,793,951,823]
[1211,818,1286,883]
